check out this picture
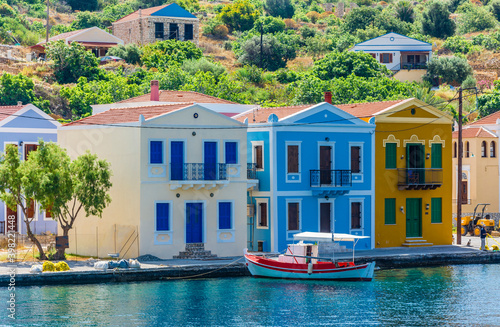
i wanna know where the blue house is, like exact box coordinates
[0,104,60,235]
[235,102,375,253]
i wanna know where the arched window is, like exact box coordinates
[453,142,457,158]
[481,141,487,157]
[491,141,496,158]
[466,142,470,158]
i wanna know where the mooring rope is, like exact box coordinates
[159,256,246,280]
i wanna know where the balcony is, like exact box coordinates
[397,168,443,190]
[247,163,259,191]
[401,62,427,70]
[310,170,352,197]
[169,163,228,190]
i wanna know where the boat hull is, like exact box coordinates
[244,254,375,281]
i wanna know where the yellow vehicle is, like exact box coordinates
[461,204,496,236]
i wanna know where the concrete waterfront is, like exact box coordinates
[1,236,499,286]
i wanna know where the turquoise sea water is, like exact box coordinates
[1,264,500,326]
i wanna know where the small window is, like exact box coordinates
[24,144,39,161]
[287,145,299,173]
[431,144,442,169]
[254,145,263,169]
[169,23,179,40]
[381,53,393,63]
[351,146,361,173]
[185,24,193,40]
[466,142,470,158]
[258,202,267,227]
[150,141,163,164]
[351,202,362,229]
[369,53,376,59]
[45,205,52,219]
[218,202,232,229]
[155,22,164,39]
[156,203,170,231]
[225,142,237,164]
[490,141,496,158]
[27,199,35,219]
[384,198,396,225]
[385,143,397,169]
[481,141,487,157]
[287,202,299,231]
[453,142,457,158]
[431,198,442,223]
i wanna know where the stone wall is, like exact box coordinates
[112,16,199,46]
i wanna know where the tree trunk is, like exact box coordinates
[53,226,70,260]
[25,221,46,260]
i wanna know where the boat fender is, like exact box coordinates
[308,262,313,274]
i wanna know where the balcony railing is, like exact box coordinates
[397,168,442,190]
[171,163,227,181]
[0,221,4,234]
[247,163,257,179]
[310,170,352,187]
[401,62,427,70]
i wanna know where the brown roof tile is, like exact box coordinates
[0,105,26,122]
[469,111,500,126]
[336,100,406,118]
[37,28,90,45]
[64,103,193,127]
[452,127,497,138]
[113,5,170,24]
[234,105,312,123]
[119,90,238,104]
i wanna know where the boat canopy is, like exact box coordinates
[293,232,369,243]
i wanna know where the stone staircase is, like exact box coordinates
[173,243,217,259]
[402,238,433,247]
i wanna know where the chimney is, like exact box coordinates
[17,101,22,106]
[324,91,332,104]
[150,80,160,101]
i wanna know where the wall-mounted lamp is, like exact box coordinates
[18,141,23,146]
[325,137,330,142]
[426,203,430,210]
[192,131,196,136]
[325,195,329,200]
[176,193,180,198]
[210,193,214,197]
[400,206,405,214]
[426,153,430,160]
[400,155,404,160]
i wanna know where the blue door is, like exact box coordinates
[171,141,183,180]
[204,142,217,180]
[186,203,203,243]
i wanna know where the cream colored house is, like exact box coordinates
[58,103,250,259]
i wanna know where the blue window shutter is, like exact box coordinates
[225,142,237,164]
[150,141,163,164]
[219,202,231,229]
[156,203,169,231]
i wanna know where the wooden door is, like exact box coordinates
[320,203,331,233]
[5,205,18,233]
[171,141,184,180]
[320,146,332,185]
[204,142,217,180]
[186,203,203,243]
[461,181,468,204]
[406,198,422,237]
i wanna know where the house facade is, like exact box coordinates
[339,98,453,248]
[112,3,199,46]
[0,104,60,235]
[452,114,500,223]
[234,102,375,253]
[58,103,250,259]
[350,32,432,82]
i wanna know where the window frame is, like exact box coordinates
[217,201,234,230]
[252,141,264,171]
[349,199,364,232]
[224,140,239,165]
[155,201,172,232]
[23,142,39,161]
[490,141,496,158]
[481,141,488,157]
[431,143,442,169]
[286,141,301,183]
[349,142,364,182]
[286,199,301,232]
[256,199,269,229]
[149,139,165,165]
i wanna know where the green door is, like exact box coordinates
[406,198,422,237]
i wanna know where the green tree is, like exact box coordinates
[141,39,202,70]
[107,43,142,65]
[238,34,296,71]
[421,1,456,39]
[180,71,245,103]
[218,0,260,32]
[490,0,500,22]
[423,56,473,85]
[65,0,98,11]
[394,0,415,23]
[253,16,286,34]
[343,7,380,33]
[181,57,226,79]
[477,81,500,117]
[0,73,35,105]
[46,40,102,84]
[312,51,390,80]
[52,151,112,259]
[71,11,104,30]
[456,2,497,34]
[264,0,294,18]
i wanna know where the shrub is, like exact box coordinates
[300,25,317,39]
[107,44,142,65]
[235,65,264,84]
[264,0,294,19]
[284,18,298,29]
[421,1,455,39]
[312,51,390,80]
[218,0,259,32]
[253,16,286,34]
[213,25,229,38]
[443,36,474,54]
[456,2,497,34]
[0,3,16,17]
[181,57,226,79]
[306,11,321,24]
[423,56,473,85]
[42,261,55,272]
[141,39,203,70]
[238,34,297,71]
[55,261,70,271]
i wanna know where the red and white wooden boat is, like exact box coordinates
[244,232,375,281]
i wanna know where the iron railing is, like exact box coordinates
[247,163,257,179]
[397,168,443,187]
[171,163,227,181]
[401,62,427,70]
[310,170,352,187]
[0,221,4,234]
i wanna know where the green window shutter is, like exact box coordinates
[431,198,442,223]
[386,143,397,169]
[385,198,396,224]
[431,144,442,168]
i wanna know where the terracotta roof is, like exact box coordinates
[0,105,26,122]
[64,103,193,127]
[37,28,90,45]
[452,127,497,138]
[118,91,238,104]
[234,105,312,123]
[77,42,120,47]
[469,111,500,126]
[336,100,406,118]
[113,5,169,24]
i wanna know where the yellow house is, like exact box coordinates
[58,103,250,259]
[451,125,499,218]
[339,98,453,247]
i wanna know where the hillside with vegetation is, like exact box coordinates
[1,0,499,121]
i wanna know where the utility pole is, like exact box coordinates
[457,87,463,245]
[260,22,263,69]
[46,0,49,43]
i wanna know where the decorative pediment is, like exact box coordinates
[383,134,400,147]
[403,134,425,146]
[429,135,445,148]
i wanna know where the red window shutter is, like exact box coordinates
[24,144,39,161]
[287,145,299,173]
[46,205,53,218]
[389,53,393,63]
[255,145,263,169]
[370,53,376,58]
[27,199,35,219]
